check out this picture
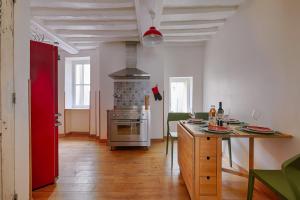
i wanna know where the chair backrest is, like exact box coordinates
[282,154,300,200]
[167,112,191,133]
[194,112,209,120]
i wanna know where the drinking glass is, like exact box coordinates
[224,108,231,125]
[251,109,261,123]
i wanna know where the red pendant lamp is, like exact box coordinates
[143,10,163,46]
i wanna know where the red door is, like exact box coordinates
[30,41,58,190]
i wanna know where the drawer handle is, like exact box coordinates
[207,176,210,180]
[207,137,210,140]
[207,156,210,160]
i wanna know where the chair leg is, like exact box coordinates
[247,170,255,200]
[166,133,169,155]
[171,138,174,169]
[228,138,233,167]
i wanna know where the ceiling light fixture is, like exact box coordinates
[143,10,163,47]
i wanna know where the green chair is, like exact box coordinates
[247,154,300,200]
[195,112,209,120]
[166,112,191,169]
[194,112,233,168]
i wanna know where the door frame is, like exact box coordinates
[1,0,15,199]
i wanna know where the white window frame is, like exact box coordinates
[169,77,193,113]
[72,60,90,108]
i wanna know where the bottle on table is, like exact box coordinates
[217,102,224,126]
[209,105,216,125]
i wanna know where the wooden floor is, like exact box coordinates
[33,134,271,200]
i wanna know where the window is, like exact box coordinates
[72,61,90,108]
[169,77,193,113]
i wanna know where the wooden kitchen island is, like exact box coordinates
[177,121,292,200]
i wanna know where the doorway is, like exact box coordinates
[64,57,91,135]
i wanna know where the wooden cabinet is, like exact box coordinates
[177,123,222,200]
[178,123,195,198]
[199,156,217,176]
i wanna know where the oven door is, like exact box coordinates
[110,119,148,142]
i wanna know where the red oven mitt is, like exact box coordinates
[152,86,162,101]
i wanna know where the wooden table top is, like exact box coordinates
[180,121,293,139]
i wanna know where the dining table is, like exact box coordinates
[177,120,293,200]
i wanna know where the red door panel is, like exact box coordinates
[30,41,58,190]
[54,47,59,178]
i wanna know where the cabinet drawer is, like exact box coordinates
[199,137,217,156]
[199,176,217,195]
[199,156,217,176]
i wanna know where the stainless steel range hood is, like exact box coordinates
[109,42,150,80]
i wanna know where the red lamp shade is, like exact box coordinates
[143,26,163,46]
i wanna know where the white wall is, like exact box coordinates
[58,50,100,135]
[99,42,126,139]
[138,45,165,139]
[163,44,205,135]
[14,0,30,199]
[203,0,300,169]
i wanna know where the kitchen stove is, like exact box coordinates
[107,108,150,148]
[107,42,151,148]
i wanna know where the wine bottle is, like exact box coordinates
[217,102,224,126]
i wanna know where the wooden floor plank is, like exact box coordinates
[32,134,270,200]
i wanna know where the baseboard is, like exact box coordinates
[59,132,91,137]
[58,133,66,138]
[99,139,108,143]
[69,131,90,134]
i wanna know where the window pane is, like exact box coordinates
[83,85,90,106]
[75,85,81,106]
[83,64,90,84]
[170,77,193,113]
[171,82,187,112]
[75,64,83,84]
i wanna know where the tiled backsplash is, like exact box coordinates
[114,81,150,107]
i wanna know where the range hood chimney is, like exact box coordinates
[109,42,150,80]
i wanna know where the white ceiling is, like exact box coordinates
[30,0,245,54]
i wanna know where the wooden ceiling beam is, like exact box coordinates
[31,7,136,20]
[33,15,136,21]
[162,27,218,36]
[67,37,139,42]
[163,0,244,7]
[31,0,134,9]
[164,35,211,41]
[55,29,138,37]
[44,20,137,31]
[160,19,225,29]
[162,6,238,21]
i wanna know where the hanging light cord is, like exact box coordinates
[149,10,155,26]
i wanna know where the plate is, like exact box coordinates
[224,119,242,124]
[241,126,275,134]
[204,125,232,134]
[187,118,207,124]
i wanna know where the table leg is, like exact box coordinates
[249,138,254,170]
